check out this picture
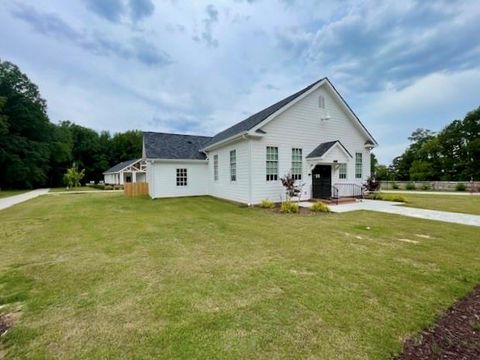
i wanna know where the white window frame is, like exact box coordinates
[266,146,278,181]
[213,154,218,181]
[176,168,187,186]
[339,163,347,179]
[291,148,302,180]
[355,153,362,179]
[230,150,236,182]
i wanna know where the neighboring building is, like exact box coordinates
[103,159,146,185]
[143,78,377,204]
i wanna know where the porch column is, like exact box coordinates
[132,172,137,183]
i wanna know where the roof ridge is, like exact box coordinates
[142,131,212,138]
[205,77,326,147]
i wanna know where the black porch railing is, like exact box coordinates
[331,185,339,205]
[333,183,364,200]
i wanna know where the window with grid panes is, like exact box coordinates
[176,168,187,186]
[355,153,362,179]
[230,150,236,181]
[339,163,347,179]
[291,148,302,180]
[266,146,278,181]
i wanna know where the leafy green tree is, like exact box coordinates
[374,164,390,180]
[110,130,142,162]
[63,163,85,188]
[0,60,53,189]
[390,108,480,181]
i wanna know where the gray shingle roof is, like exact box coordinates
[143,132,212,160]
[205,78,326,148]
[103,159,140,174]
[306,140,352,159]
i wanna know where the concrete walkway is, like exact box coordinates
[0,189,50,211]
[299,199,480,227]
[48,190,122,195]
[382,190,480,196]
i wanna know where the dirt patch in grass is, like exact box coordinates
[0,309,21,336]
[0,310,21,359]
[396,285,480,359]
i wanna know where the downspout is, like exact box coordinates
[243,134,253,206]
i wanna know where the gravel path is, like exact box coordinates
[0,189,50,211]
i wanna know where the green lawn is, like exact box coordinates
[0,190,26,199]
[48,186,102,193]
[1,195,479,359]
[384,192,480,215]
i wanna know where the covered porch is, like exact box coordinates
[306,140,362,202]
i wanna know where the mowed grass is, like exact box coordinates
[386,192,480,215]
[49,186,102,193]
[0,194,479,359]
[0,191,26,199]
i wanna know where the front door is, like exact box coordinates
[312,165,331,198]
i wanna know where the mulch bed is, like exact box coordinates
[396,285,480,360]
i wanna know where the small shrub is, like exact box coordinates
[389,194,407,202]
[455,183,467,191]
[90,184,106,190]
[310,202,330,213]
[421,184,431,191]
[363,176,381,192]
[367,193,406,202]
[259,199,275,209]
[280,201,299,214]
[405,183,416,190]
[104,185,113,190]
[392,183,399,190]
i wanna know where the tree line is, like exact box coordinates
[375,107,480,181]
[0,60,141,189]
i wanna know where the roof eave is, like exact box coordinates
[324,79,378,146]
[248,78,327,134]
[201,131,249,152]
[146,158,208,163]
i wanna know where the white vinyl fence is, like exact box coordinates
[381,181,478,192]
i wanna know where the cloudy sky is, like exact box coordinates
[1,0,479,163]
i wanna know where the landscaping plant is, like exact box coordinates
[280,200,299,213]
[310,202,331,213]
[259,199,275,209]
[63,162,85,188]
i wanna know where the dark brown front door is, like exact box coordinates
[312,165,331,198]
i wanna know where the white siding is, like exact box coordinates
[249,86,371,204]
[207,140,250,203]
[148,162,209,199]
[144,82,374,204]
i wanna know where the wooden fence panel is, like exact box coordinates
[124,182,149,197]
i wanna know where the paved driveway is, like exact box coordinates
[300,200,480,227]
[0,189,50,211]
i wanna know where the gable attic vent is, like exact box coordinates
[318,95,325,109]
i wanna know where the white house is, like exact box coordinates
[144,78,377,204]
[103,159,147,185]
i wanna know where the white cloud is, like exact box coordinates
[1,0,479,166]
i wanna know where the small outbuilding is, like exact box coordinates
[103,159,146,185]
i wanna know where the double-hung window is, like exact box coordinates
[230,150,236,182]
[355,153,362,179]
[213,154,218,181]
[266,146,278,181]
[176,168,187,186]
[291,148,302,180]
[339,163,347,179]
